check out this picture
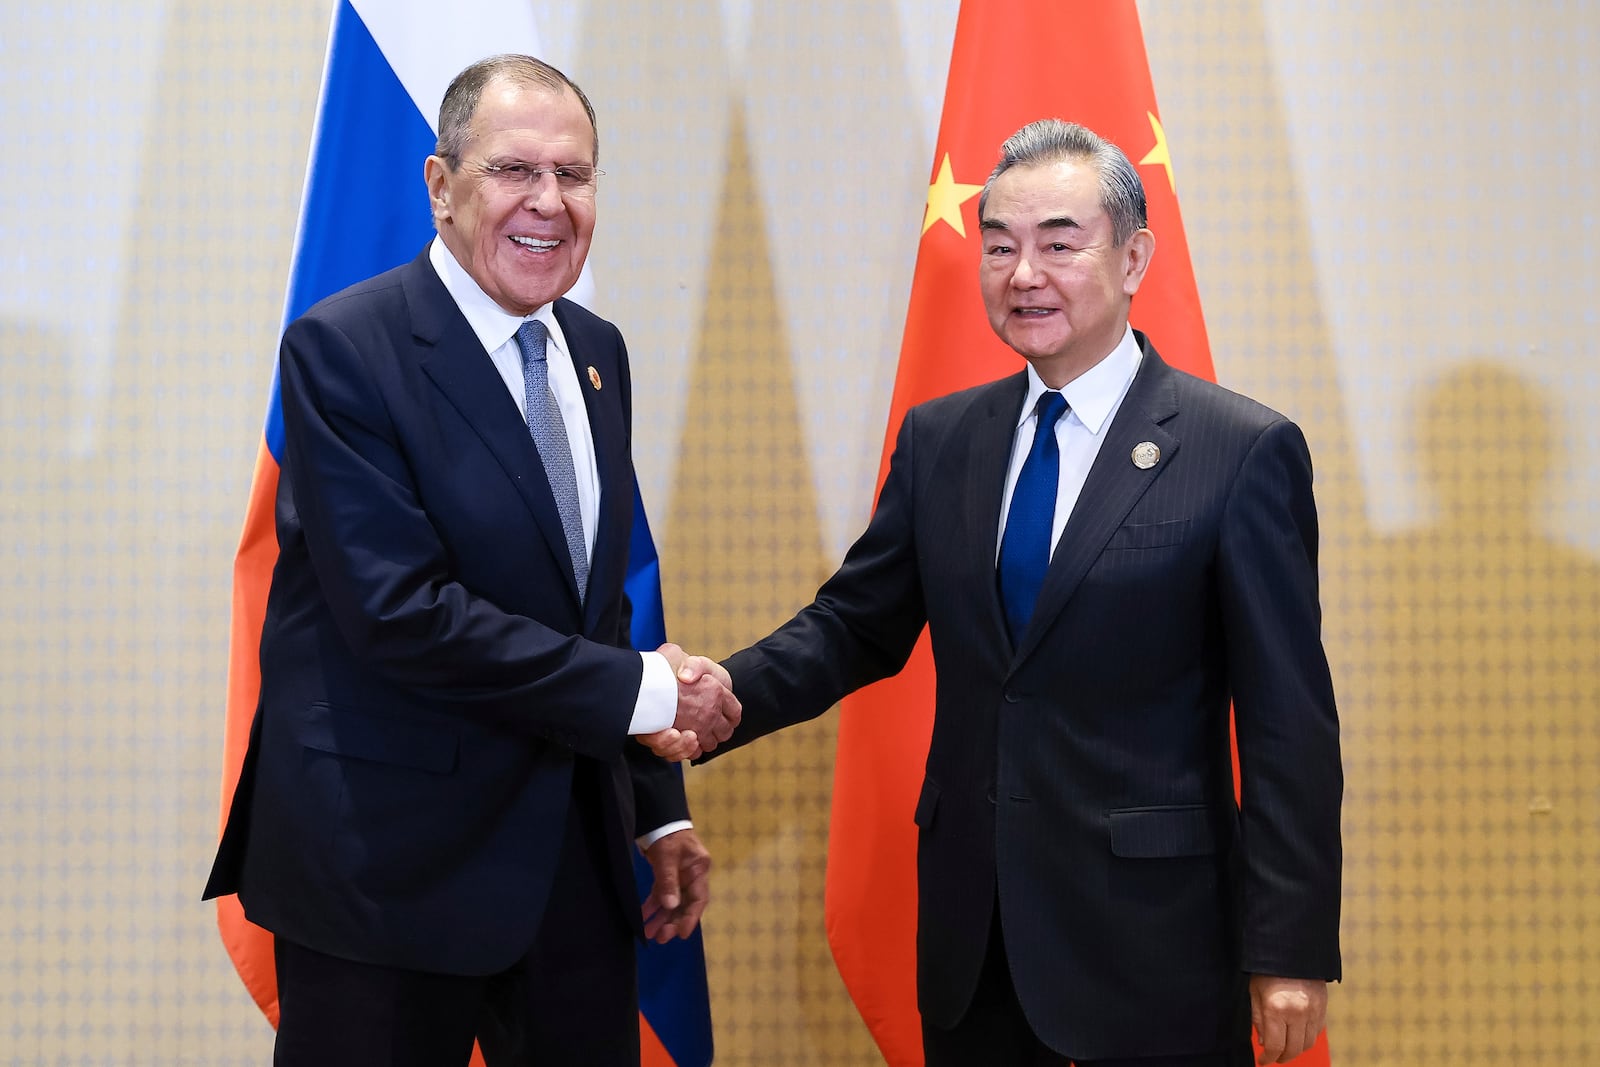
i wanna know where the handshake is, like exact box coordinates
[640,643,741,762]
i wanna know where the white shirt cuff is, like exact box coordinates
[637,820,695,851]
[629,651,678,734]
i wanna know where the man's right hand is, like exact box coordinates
[657,643,741,753]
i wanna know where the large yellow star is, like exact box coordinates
[1138,111,1175,194]
[922,153,984,237]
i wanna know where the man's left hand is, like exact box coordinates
[638,727,700,762]
[1249,974,1327,1064]
[642,828,711,944]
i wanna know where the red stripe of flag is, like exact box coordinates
[216,439,282,1025]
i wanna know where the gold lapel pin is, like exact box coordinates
[587,366,602,391]
[1131,441,1160,470]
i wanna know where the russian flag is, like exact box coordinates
[213,4,713,1064]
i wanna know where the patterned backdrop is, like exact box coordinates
[1,1,1595,1063]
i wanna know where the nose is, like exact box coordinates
[1010,252,1043,289]
[523,171,564,214]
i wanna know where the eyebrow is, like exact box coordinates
[978,215,1084,232]
[487,156,593,167]
[1039,215,1084,231]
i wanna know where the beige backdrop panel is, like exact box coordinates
[1,1,1596,1063]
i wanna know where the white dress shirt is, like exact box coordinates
[427,240,679,744]
[996,325,1143,560]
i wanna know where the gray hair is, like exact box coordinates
[978,119,1147,246]
[435,54,599,166]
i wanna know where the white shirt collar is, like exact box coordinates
[1015,325,1142,435]
[428,236,570,359]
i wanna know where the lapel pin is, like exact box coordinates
[587,366,602,391]
[1131,441,1160,470]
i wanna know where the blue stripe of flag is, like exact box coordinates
[266,0,438,463]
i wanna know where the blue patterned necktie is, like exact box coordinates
[998,390,1069,643]
[516,319,588,601]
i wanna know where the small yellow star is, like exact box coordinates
[1138,111,1175,194]
[921,153,984,237]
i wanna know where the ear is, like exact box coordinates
[1121,228,1155,296]
[423,155,452,223]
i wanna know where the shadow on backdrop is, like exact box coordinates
[1343,360,1600,1065]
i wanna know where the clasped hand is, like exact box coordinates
[639,643,740,761]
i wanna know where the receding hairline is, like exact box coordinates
[435,54,599,165]
[473,79,592,144]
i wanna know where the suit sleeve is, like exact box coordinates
[1217,417,1343,981]
[275,313,640,760]
[628,744,691,833]
[712,408,930,757]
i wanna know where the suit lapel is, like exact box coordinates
[405,257,583,608]
[555,301,629,634]
[1011,340,1182,666]
[965,373,1030,651]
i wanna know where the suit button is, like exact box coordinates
[1004,690,1019,703]
[986,787,997,804]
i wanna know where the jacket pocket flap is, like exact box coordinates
[913,778,941,829]
[291,702,458,774]
[1105,519,1189,550]
[1108,805,1216,858]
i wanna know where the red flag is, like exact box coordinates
[823,3,1330,1065]
[217,440,281,1026]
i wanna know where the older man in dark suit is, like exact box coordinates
[696,119,1342,1066]
[205,55,736,1066]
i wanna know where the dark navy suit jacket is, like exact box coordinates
[715,335,1342,1060]
[206,248,685,975]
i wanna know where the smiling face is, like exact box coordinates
[424,80,596,316]
[978,157,1154,387]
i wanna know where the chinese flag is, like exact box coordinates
[822,3,1331,1065]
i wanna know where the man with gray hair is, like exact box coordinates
[695,118,1343,1065]
[205,54,738,1065]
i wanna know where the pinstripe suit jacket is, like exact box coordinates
[715,333,1342,1060]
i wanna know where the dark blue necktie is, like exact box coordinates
[516,319,588,601]
[999,391,1068,643]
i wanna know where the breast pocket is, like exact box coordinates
[1103,518,1190,552]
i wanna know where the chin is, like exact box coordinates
[1007,336,1067,362]
[506,285,566,314]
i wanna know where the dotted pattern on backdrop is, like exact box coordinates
[2,0,1598,1064]
[658,100,883,1064]
[0,2,330,1064]
[1143,3,1600,1064]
